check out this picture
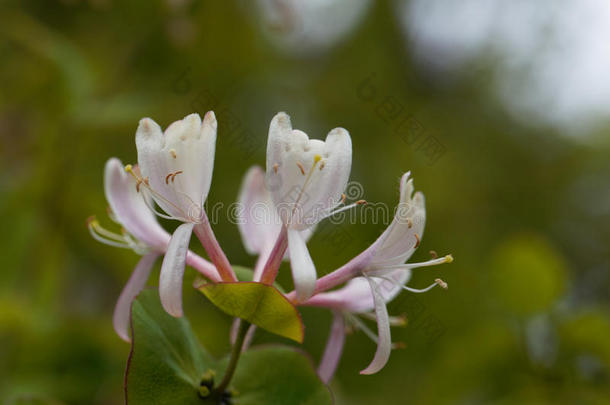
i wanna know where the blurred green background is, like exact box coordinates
[1,1,609,404]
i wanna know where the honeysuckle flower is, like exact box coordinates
[260,112,355,302]
[88,158,219,341]
[132,112,237,317]
[299,172,452,375]
[237,166,315,281]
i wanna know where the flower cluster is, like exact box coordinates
[89,111,452,380]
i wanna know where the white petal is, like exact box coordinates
[113,252,159,342]
[360,277,392,375]
[369,173,426,268]
[237,166,282,255]
[136,113,216,221]
[238,165,316,279]
[159,223,194,317]
[104,158,170,249]
[265,112,352,229]
[318,311,346,384]
[288,229,317,302]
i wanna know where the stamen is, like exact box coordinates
[414,233,420,249]
[392,342,407,350]
[87,218,131,249]
[296,161,306,176]
[273,163,279,174]
[345,313,379,344]
[360,312,407,327]
[169,148,177,159]
[319,161,326,170]
[321,200,367,220]
[407,218,413,229]
[378,254,454,271]
[341,193,347,204]
[375,275,444,294]
[429,250,438,259]
[170,170,183,183]
[125,164,192,222]
[435,278,448,289]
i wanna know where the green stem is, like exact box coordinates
[214,319,250,396]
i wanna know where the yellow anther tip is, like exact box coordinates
[124,164,133,173]
[314,154,322,163]
[445,254,454,263]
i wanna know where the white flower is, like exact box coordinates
[303,172,452,376]
[134,112,216,224]
[237,166,314,281]
[89,158,218,341]
[132,112,235,317]
[264,112,353,301]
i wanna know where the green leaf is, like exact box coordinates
[224,346,333,405]
[125,289,216,404]
[126,290,332,405]
[197,282,304,343]
[232,265,286,293]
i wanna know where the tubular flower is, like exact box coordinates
[237,166,315,281]
[302,172,452,375]
[261,112,355,302]
[88,158,218,341]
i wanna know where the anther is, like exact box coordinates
[86,215,97,226]
[319,161,326,170]
[341,193,347,204]
[356,199,367,205]
[392,342,407,350]
[414,233,420,248]
[165,173,173,184]
[429,250,438,259]
[170,170,183,183]
[407,218,413,229]
[273,163,279,174]
[169,148,177,159]
[296,161,306,176]
[435,278,448,289]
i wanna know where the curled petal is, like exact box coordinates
[318,310,346,384]
[113,252,159,342]
[360,277,392,375]
[104,158,170,249]
[265,112,352,229]
[288,229,317,302]
[159,223,194,317]
[368,172,426,268]
[135,113,217,221]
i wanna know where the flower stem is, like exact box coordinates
[259,226,288,285]
[214,319,250,396]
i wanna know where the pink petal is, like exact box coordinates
[318,311,346,384]
[113,252,159,342]
[360,277,392,375]
[159,223,194,317]
[104,158,170,249]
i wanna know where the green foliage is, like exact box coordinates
[126,290,331,405]
[197,281,304,343]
